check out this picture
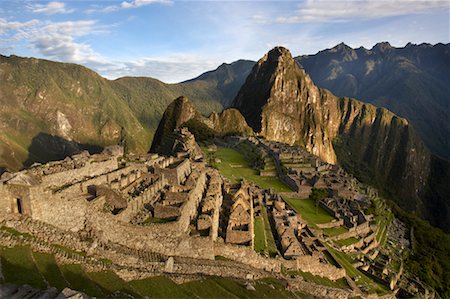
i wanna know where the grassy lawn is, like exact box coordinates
[212,146,292,192]
[128,276,190,298]
[261,205,278,257]
[335,237,360,247]
[283,198,335,225]
[0,246,47,289]
[32,252,67,290]
[59,264,104,297]
[181,278,238,298]
[87,270,140,297]
[254,216,266,253]
[0,245,302,298]
[290,270,349,289]
[323,226,348,237]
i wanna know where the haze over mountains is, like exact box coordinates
[0,42,448,232]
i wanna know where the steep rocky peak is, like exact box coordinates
[371,41,393,52]
[170,96,197,127]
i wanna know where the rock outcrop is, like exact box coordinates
[150,96,252,154]
[233,46,436,222]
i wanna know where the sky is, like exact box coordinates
[0,0,449,83]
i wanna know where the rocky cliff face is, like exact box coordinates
[233,47,435,222]
[150,96,252,153]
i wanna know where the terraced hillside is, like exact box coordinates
[0,245,310,298]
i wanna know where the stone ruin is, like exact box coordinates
[0,135,357,297]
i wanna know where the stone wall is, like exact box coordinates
[295,255,346,281]
[40,158,119,188]
[214,242,281,273]
[317,219,344,229]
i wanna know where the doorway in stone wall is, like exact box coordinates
[16,198,23,214]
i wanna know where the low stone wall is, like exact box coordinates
[214,242,281,273]
[329,222,372,241]
[295,255,346,281]
[287,278,351,299]
[317,219,344,229]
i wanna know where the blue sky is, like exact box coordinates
[1,0,449,82]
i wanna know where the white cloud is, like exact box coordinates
[256,0,449,24]
[0,16,218,83]
[100,55,219,83]
[0,18,40,35]
[28,1,74,15]
[85,0,171,14]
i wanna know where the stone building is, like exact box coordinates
[225,183,254,247]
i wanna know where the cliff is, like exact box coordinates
[150,96,252,153]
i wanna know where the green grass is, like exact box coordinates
[0,226,33,239]
[290,270,349,289]
[335,237,360,247]
[53,244,87,257]
[283,198,335,225]
[323,226,348,237]
[59,264,104,297]
[181,278,238,298]
[254,217,266,253]
[32,252,67,290]
[212,146,291,192]
[128,276,190,298]
[0,245,301,298]
[261,205,278,257]
[87,270,139,296]
[0,246,47,289]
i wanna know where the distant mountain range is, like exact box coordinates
[297,42,450,161]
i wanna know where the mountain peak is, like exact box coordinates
[233,46,337,163]
[259,46,294,66]
[372,41,393,52]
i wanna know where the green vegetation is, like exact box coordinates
[254,216,266,253]
[181,278,238,298]
[59,264,104,297]
[392,203,450,298]
[261,205,278,257]
[183,118,217,141]
[32,252,67,290]
[254,206,278,257]
[0,244,304,298]
[309,188,328,202]
[289,270,349,289]
[335,237,359,247]
[53,244,87,257]
[323,226,348,237]
[0,226,33,239]
[128,276,191,298]
[87,270,139,296]
[212,146,291,192]
[283,197,334,225]
[0,246,46,289]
